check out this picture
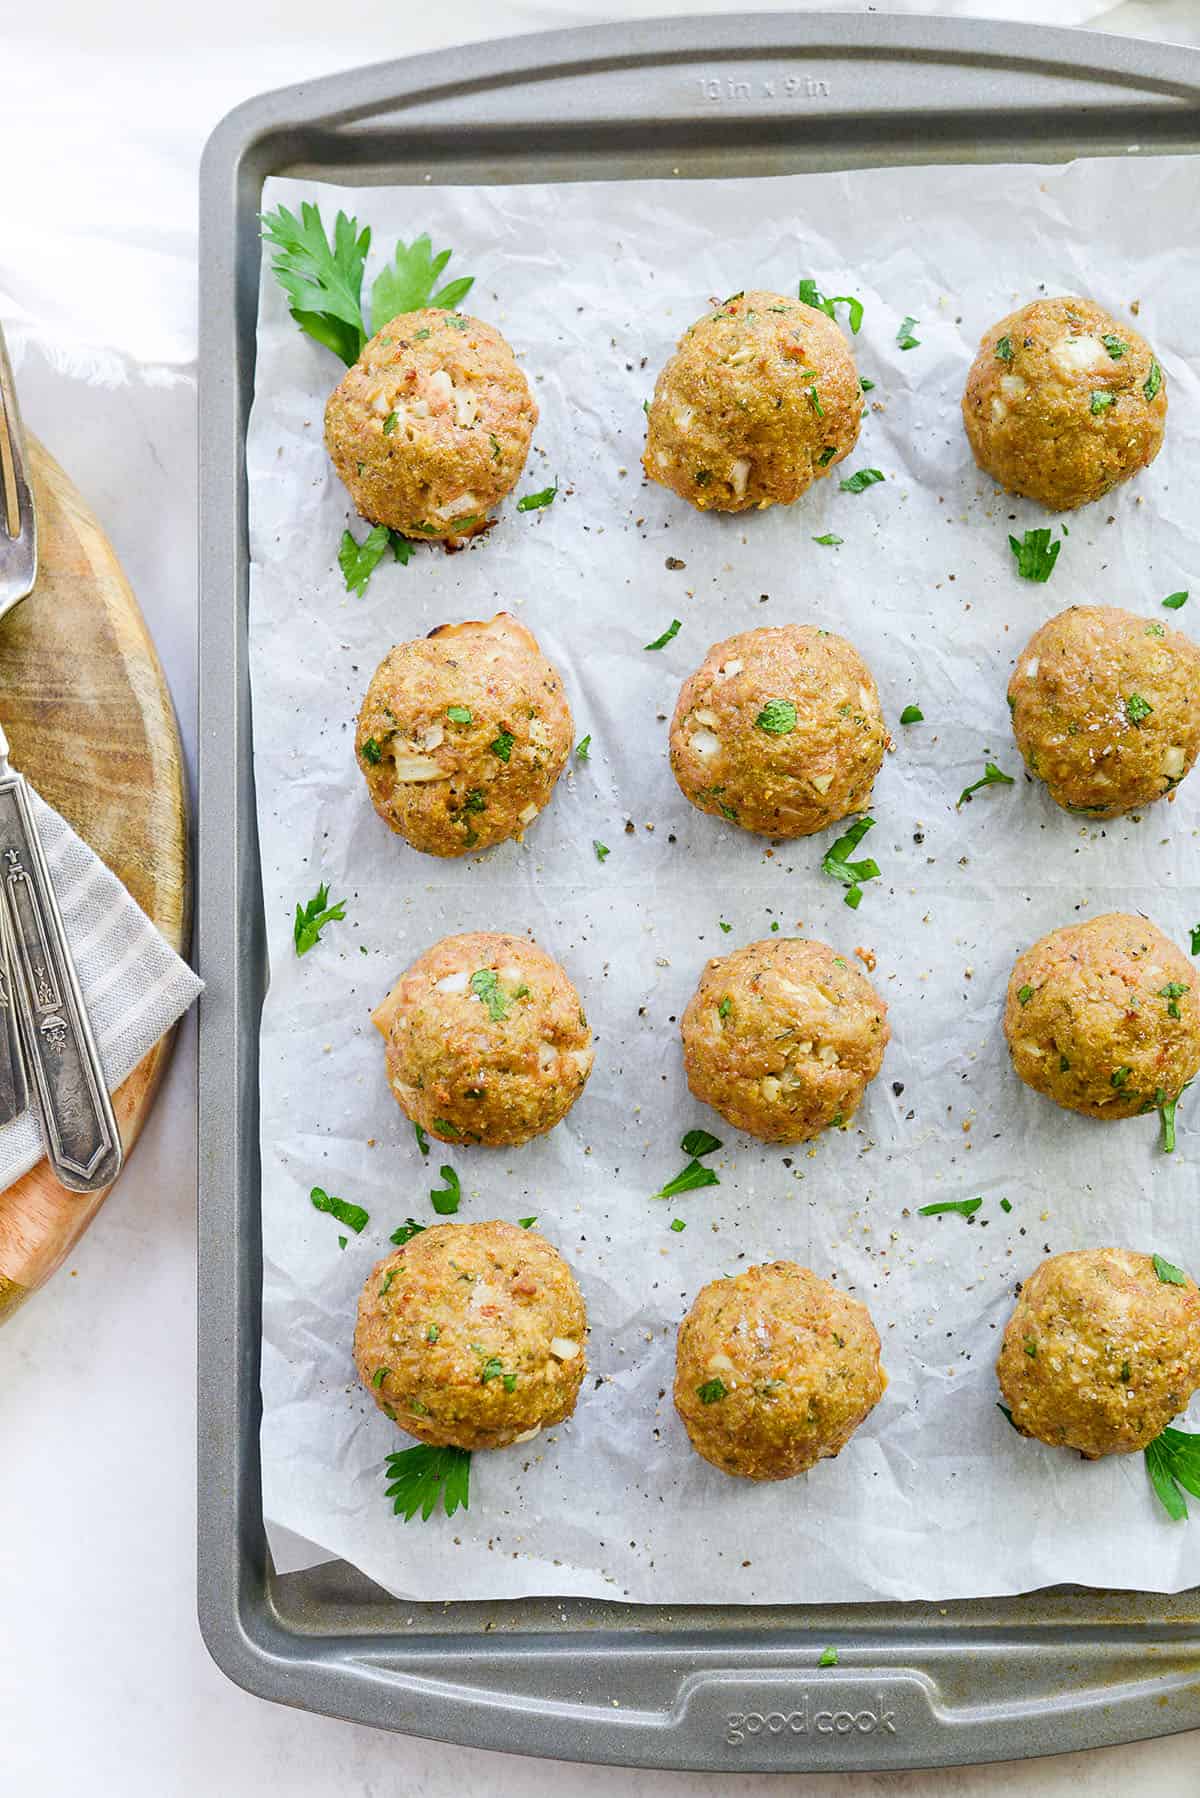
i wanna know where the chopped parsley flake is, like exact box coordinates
[895,315,921,351]
[1126,692,1153,726]
[1089,390,1115,415]
[755,698,797,736]
[1164,591,1188,610]
[361,737,383,765]
[812,532,843,546]
[1017,984,1033,1006]
[1144,361,1163,401]
[645,619,682,651]
[718,919,732,934]
[575,734,591,760]
[670,1217,686,1233]
[1000,1198,1013,1214]
[899,704,923,725]
[430,1164,461,1215]
[839,467,884,494]
[860,376,875,392]
[1154,1253,1188,1286]
[470,968,510,1021]
[995,335,1014,363]
[680,1128,722,1158]
[652,1159,720,1201]
[918,1197,982,1220]
[797,280,863,333]
[517,481,558,512]
[956,761,1015,808]
[390,1218,426,1245]
[337,523,392,596]
[518,1216,537,1229]
[593,840,610,863]
[1102,333,1128,359]
[818,1646,839,1667]
[1159,982,1188,1020]
[1009,527,1062,582]
[310,1186,368,1233]
[446,704,472,725]
[414,1122,430,1157]
[490,731,515,762]
[697,1378,728,1404]
[1111,1065,1131,1089]
[820,815,880,910]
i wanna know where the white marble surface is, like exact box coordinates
[2,2,1199,1793]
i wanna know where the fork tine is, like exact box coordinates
[0,319,38,602]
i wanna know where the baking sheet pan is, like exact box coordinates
[198,12,1200,1770]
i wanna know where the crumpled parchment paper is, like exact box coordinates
[248,155,1200,1603]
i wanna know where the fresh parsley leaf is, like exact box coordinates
[413,1122,430,1157]
[1164,591,1188,610]
[383,1443,471,1523]
[812,533,843,546]
[697,1378,728,1404]
[718,920,732,934]
[391,532,414,565]
[390,1217,426,1245]
[755,698,797,736]
[859,376,875,392]
[652,1159,720,1201]
[818,1646,839,1668]
[1144,360,1163,402]
[1102,333,1128,359]
[797,279,863,333]
[1089,390,1115,415]
[1000,1197,1013,1214]
[899,704,923,725]
[430,1164,461,1216]
[820,815,880,910]
[995,335,1014,363]
[1154,1253,1188,1286]
[310,1185,368,1233]
[1144,1426,1200,1521]
[370,234,474,331]
[470,968,510,1021]
[593,840,610,863]
[294,882,346,955]
[518,1216,537,1229]
[261,202,370,366]
[896,315,921,350]
[839,467,884,494]
[918,1197,982,1219]
[1009,527,1062,582]
[645,619,682,651]
[517,482,558,512]
[1126,692,1153,726]
[338,523,392,596]
[575,734,591,760]
[681,1128,722,1158]
[669,1217,686,1233]
[956,762,1015,809]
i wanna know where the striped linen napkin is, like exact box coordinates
[0,788,202,1189]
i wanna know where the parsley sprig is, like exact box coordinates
[820,815,880,910]
[383,1444,471,1522]
[261,202,475,365]
[294,882,346,955]
[1145,1427,1200,1521]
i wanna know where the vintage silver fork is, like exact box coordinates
[0,321,123,1190]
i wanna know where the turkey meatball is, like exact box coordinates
[1004,912,1200,1121]
[325,307,536,540]
[681,937,889,1143]
[962,295,1166,510]
[674,1261,886,1481]
[669,625,887,838]
[997,1248,1200,1458]
[643,289,861,513]
[356,612,571,857]
[1008,604,1200,817]
[355,1220,588,1451]
[372,931,593,1147]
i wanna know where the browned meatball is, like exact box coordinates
[674,1261,886,1480]
[669,625,887,838]
[681,937,889,1143]
[643,289,861,513]
[372,931,593,1148]
[997,1248,1200,1458]
[355,1220,588,1451]
[325,308,536,540]
[1008,605,1200,817]
[962,295,1166,510]
[356,613,571,857]
[1004,913,1200,1121]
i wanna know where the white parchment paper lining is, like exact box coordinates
[248,156,1200,1605]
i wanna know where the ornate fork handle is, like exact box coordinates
[0,776,122,1191]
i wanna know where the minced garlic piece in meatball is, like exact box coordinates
[997,1248,1200,1458]
[674,1261,886,1480]
[373,930,593,1147]
[1004,912,1200,1121]
[355,1220,588,1451]
[962,295,1166,510]
[669,625,888,838]
[356,612,571,857]
[1008,604,1200,818]
[680,936,889,1143]
[325,307,537,539]
[643,289,862,513]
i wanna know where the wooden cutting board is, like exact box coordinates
[0,435,188,1320]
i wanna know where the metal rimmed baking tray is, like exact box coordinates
[197,12,1200,1771]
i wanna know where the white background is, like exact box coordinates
[4,1,1200,1794]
